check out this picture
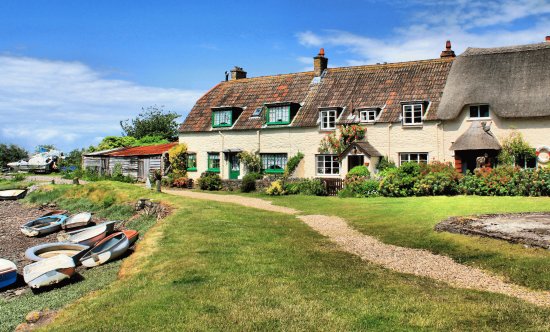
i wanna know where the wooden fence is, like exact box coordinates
[318,178,344,196]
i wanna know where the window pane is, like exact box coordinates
[480,105,489,117]
[469,106,478,118]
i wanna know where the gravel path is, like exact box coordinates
[164,189,550,307]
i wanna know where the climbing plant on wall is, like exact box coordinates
[318,125,366,154]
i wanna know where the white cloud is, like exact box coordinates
[297,0,550,65]
[0,56,204,151]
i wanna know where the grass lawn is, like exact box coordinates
[231,193,550,291]
[35,184,550,331]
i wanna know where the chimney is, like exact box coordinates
[314,48,328,77]
[546,36,550,43]
[230,66,247,80]
[440,40,456,58]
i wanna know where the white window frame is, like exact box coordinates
[316,154,340,176]
[469,104,490,119]
[399,153,428,165]
[320,109,337,130]
[359,109,379,123]
[402,104,423,126]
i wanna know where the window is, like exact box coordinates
[212,110,232,128]
[399,153,428,165]
[261,153,287,173]
[469,105,490,119]
[251,107,262,117]
[207,153,220,172]
[402,104,423,125]
[316,155,340,175]
[320,109,337,130]
[187,154,197,171]
[516,153,537,169]
[266,105,290,125]
[359,109,379,123]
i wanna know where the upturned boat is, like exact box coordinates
[0,189,27,200]
[20,215,67,237]
[62,212,92,230]
[0,259,17,289]
[80,232,129,267]
[122,229,139,246]
[63,221,117,246]
[23,255,75,289]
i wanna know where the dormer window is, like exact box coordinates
[320,109,337,130]
[469,105,490,119]
[212,110,232,127]
[359,108,380,123]
[266,105,290,125]
[402,103,423,126]
[211,107,243,128]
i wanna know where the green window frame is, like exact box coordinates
[261,153,287,174]
[187,154,197,171]
[266,105,291,125]
[207,153,220,172]
[212,110,233,128]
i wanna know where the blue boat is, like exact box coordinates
[0,259,17,289]
[20,215,67,237]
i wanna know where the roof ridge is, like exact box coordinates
[221,71,314,83]
[462,42,550,56]
[327,58,453,72]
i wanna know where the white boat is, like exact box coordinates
[0,189,27,200]
[20,215,67,237]
[80,232,129,267]
[25,242,89,263]
[7,149,64,173]
[0,259,17,289]
[23,255,75,289]
[63,221,117,246]
[62,212,92,230]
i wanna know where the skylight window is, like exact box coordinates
[251,107,262,117]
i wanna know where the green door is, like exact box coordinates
[229,154,240,179]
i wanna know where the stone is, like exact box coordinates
[25,310,41,323]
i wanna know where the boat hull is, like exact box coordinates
[0,189,27,201]
[20,215,67,237]
[0,259,17,289]
[25,242,90,263]
[23,255,76,289]
[62,212,92,230]
[80,232,129,268]
[122,230,139,246]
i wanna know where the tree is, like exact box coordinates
[168,143,188,177]
[120,105,181,140]
[498,131,535,165]
[93,136,138,151]
[0,144,28,168]
[62,149,84,168]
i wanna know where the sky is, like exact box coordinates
[0,0,549,152]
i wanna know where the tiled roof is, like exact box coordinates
[107,142,178,157]
[179,58,454,132]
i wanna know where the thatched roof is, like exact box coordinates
[450,121,501,151]
[438,42,550,120]
[339,141,382,159]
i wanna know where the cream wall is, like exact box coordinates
[179,111,550,180]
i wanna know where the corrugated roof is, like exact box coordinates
[179,58,454,132]
[107,143,178,157]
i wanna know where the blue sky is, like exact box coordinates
[1,0,549,152]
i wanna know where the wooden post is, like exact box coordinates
[156,180,161,192]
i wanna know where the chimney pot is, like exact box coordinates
[440,40,456,58]
[313,48,328,77]
[230,66,247,80]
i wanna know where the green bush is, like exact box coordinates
[197,172,222,191]
[339,179,380,198]
[285,179,326,196]
[376,156,396,172]
[347,165,370,178]
[241,172,262,193]
[459,166,550,196]
[413,162,462,196]
[379,162,421,197]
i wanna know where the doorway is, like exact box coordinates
[348,155,365,171]
[228,154,240,179]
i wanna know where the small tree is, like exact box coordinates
[168,143,188,177]
[238,151,261,173]
[498,132,535,166]
[120,105,181,140]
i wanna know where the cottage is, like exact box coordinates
[82,143,177,180]
[179,37,550,179]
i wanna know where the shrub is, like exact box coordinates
[168,143,188,177]
[339,179,380,198]
[378,162,420,197]
[197,172,222,191]
[284,152,304,177]
[347,165,370,178]
[266,180,285,196]
[377,156,396,172]
[238,151,261,173]
[241,172,262,193]
[172,177,191,188]
[413,162,462,196]
[286,178,326,196]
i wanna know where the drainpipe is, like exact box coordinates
[257,130,261,152]
[388,123,392,160]
[436,121,442,161]
[218,131,225,178]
